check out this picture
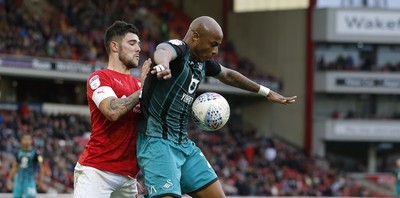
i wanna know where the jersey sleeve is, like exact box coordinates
[165,39,188,59]
[15,152,20,164]
[205,59,222,77]
[34,151,43,165]
[87,71,117,107]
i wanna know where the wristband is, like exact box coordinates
[258,85,270,97]
[154,64,165,72]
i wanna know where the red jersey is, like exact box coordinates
[78,69,141,177]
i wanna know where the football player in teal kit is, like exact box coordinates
[138,16,296,198]
[8,134,43,198]
[393,159,400,197]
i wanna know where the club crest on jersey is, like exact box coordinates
[162,179,174,190]
[89,75,100,90]
[189,61,203,70]
[169,39,184,46]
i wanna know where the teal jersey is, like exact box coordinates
[15,149,40,183]
[13,149,40,198]
[140,39,221,143]
[394,169,400,196]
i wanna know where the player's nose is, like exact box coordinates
[211,47,218,56]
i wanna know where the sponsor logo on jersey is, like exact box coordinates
[89,75,100,90]
[94,88,107,97]
[181,93,194,105]
[114,78,123,86]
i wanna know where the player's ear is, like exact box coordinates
[191,30,200,42]
[110,41,119,53]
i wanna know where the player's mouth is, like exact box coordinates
[204,56,212,61]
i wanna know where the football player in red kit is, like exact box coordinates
[74,20,151,198]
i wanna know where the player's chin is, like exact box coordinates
[201,57,212,62]
[127,62,139,69]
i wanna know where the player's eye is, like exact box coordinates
[210,42,219,47]
[129,41,142,48]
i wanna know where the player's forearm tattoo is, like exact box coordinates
[225,71,259,92]
[109,94,140,114]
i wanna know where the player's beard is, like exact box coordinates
[119,52,138,69]
[192,48,211,62]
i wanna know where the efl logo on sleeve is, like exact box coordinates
[89,75,100,90]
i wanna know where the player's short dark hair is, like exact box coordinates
[104,21,139,55]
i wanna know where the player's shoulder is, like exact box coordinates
[165,39,188,57]
[35,150,43,163]
[89,69,110,78]
[87,69,112,88]
[33,148,41,155]
[166,39,186,47]
[15,148,22,156]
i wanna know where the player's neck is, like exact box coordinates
[107,66,130,74]
[189,50,201,62]
[107,60,130,74]
[22,147,31,152]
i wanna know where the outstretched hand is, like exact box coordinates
[266,90,297,105]
[141,58,152,84]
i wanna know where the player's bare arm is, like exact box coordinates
[217,65,260,92]
[7,160,18,190]
[98,91,142,121]
[37,155,44,191]
[99,59,152,121]
[152,43,176,80]
[217,65,296,104]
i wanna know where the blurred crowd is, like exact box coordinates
[0,107,387,196]
[0,0,392,196]
[0,108,90,193]
[316,55,400,72]
[188,114,383,197]
[331,110,400,120]
[0,0,278,81]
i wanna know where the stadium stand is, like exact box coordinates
[0,0,278,83]
[0,107,390,196]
